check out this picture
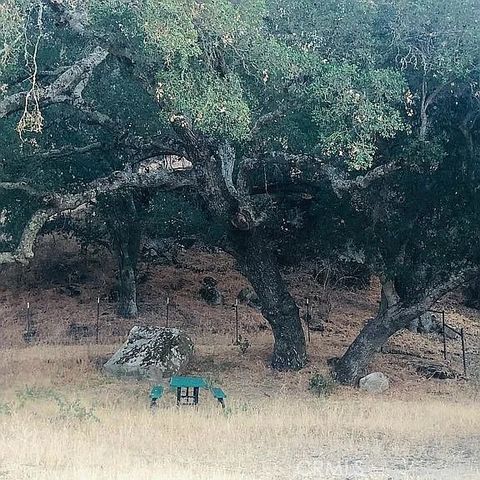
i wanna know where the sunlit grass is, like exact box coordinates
[0,345,479,479]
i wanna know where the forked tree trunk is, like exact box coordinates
[233,231,307,370]
[332,272,472,385]
[333,280,415,385]
[172,127,307,370]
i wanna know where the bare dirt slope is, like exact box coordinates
[1,235,479,393]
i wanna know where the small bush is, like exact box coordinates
[237,336,250,355]
[308,374,336,397]
[0,402,12,416]
[15,386,98,422]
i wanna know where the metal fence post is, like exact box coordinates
[166,297,170,328]
[26,301,31,335]
[96,296,100,344]
[306,298,311,343]
[234,299,239,345]
[461,328,467,377]
[442,313,447,360]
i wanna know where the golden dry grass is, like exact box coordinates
[1,344,480,480]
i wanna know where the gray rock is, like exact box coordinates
[237,287,261,308]
[104,326,194,380]
[359,372,390,393]
[418,312,441,334]
[409,313,440,333]
[409,313,457,338]
[199,276,223,305]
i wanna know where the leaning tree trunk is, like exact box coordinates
[332,307,411,385]
[333,279,414,385]
[233,230,307,370]
[105,193,142,319]
[331,274,465,385]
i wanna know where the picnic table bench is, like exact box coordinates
[149,376,227,408]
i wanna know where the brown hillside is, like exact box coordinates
[1,235,479,397]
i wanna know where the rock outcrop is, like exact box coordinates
[104,326,194,380]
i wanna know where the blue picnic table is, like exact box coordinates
[149,376,226,408]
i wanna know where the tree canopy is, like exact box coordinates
[1,0,480,379]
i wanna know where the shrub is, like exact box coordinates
[309,374,336,397]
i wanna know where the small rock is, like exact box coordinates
[104,326,194,380]
[359,372,390,393]
[409,313,457,338]
[199,276,223,305]
[237,287,261,309]
[418,312,441,334]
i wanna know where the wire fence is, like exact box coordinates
[14,300,471,377]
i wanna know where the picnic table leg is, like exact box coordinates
[193,387,199,405]
[218,398,225,409]
[176,387,181,406]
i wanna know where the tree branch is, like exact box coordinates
[0,181,43,196]
[0,165,195,265]
[0,47,109,120]
[243,152,400,198]
[423,266,479,306]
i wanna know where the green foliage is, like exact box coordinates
[16,386,99,422]
[87,0,276,140]
[311,66,409,169]
[157,70,251,140]
[308,373,336,397]
[387,0,480,80]
[0,0,25,75]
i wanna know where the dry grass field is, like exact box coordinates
[1,342,480,480]
[1,242,480,479]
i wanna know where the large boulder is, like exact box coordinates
[104,326,194,380]
[359,372,390,394]
[408,312,457,338]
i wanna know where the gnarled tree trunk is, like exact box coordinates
[233,230,307,370]
[172,122,307,370]
[333,270,476,385]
